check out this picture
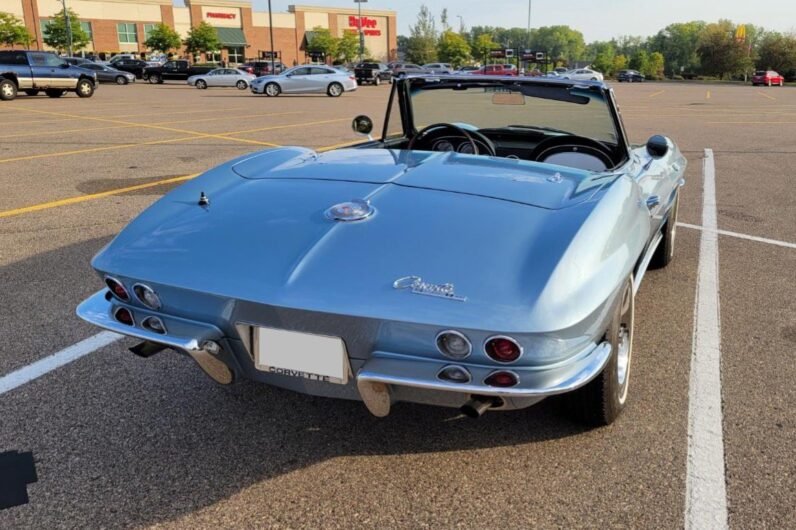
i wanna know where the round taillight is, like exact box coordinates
[484,370,519,388]
[142,316,166,334]
[133,283,161,310]
[105,276,130,301]
[436,330,472,359]
[114,306,134,326]
[484,336,523,363]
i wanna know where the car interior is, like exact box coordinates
[379,80,628,172]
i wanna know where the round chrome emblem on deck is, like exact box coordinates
[325,199,375,222]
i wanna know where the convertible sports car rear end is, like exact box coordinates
[78,75,686,426]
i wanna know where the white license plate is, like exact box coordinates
[254,327,349,384]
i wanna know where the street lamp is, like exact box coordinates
[354,0,367,62]
[456,15,464,33]
[61,0,73,57]
[267,0,275,73]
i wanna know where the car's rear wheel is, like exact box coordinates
[76,79,94,98]
[374,76,381,86]
[24,89,40,96]
[0,79,17,101]
[148,74,161,84]
[45,89,65,98]
[195,79,207,89]
[560,276,635,426]
[650,191,680,269]
[264,82,280,96]
[236,80,247,90]
[327,82,343,97]
[115,75,128,85]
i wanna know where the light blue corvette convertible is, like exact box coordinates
[78,75,686,425]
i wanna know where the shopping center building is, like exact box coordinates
[1,0,397,64]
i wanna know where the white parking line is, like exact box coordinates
[685,149,728,529]
[678,222,796,250]
[0,332,121,396]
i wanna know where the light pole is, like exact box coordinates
[456,15,464,34]
[267,0,275,73]
[354,0,367,63]
[61,0,73,57]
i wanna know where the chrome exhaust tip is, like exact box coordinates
[461,396,501,419]
[188,348,234,385]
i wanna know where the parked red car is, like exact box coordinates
[752,70,785,86]
[471,64,518,76]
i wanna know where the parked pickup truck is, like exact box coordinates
[142,60,217,83]
[354,62,392,86]
[0,50,97,101]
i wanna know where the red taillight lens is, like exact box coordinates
[105,277,130,301]
[114,307,134,326]
[485,337,522,363]
[484,371,519,388]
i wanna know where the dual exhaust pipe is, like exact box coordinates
[460,395,503,418]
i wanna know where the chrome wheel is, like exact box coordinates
[328,83,343,97]
[1,82,15,99]
[265,82,280,96]
[196,79,207,89]
[615,282,634,404]
[236,80,247,89]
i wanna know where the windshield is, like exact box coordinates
[406,81,619,144]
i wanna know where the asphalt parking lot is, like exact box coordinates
[1,80,794,528]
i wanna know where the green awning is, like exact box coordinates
[215,27,247,47]
[302,31,317,48]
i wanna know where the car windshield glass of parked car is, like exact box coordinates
[404,79,619,144]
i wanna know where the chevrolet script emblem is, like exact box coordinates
[393,276,467,302]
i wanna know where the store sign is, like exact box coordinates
[207,12,236,19]
[348,16,381,36]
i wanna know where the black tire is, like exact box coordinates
[115,75,128,85]
[24,89,40,96]
[650,191,680,269]
[264,82,280,97]
[327,82,344,97]
[374,76,381,86]
[148,74,161,84]
[45,89,65,98]
[236,80,247,90]
[76,79,94,98]
[560,277,635,427]
[0,79,17,101]
[195,79,207,89]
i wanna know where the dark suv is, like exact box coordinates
[0,50,97,100]
[240,61,285,76]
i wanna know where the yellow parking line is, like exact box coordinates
[758,91,776,101]
[706,90,711,100]
[0,174,198,219]
[0,106,258,127]
[0,137,359,218]
[648,90,664,98]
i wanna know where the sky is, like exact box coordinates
[258,0,796,42]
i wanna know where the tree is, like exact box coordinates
[405,5,438,64]
[42,8,91,53]
[472,33,498,63]
[184,22,221,58]
[646,51,665,79]
[698,20,753,78]
[437,29,470,67]
[648,21,705,76]
[629,49,649,74]
[588,41,616,75]
[613,54,628,73]
[306,26,338,61]
[144,23,181,53]
[532,26,586,66]
[757,32,796,77]
[336,31,359,63]
[0,12,31,48]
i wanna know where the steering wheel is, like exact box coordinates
[407,123,497,156]
[530,134,615,168]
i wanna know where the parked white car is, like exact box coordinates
[422,63,453,74]
[250,65,357,97]
[187,68,256,90]
[561,68,604,81]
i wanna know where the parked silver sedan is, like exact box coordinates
[187,68,255,90]
[250,65,357,97]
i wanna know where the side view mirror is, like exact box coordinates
[646,135,669,158]
[60,62,70,69]
[352,115,374,136]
